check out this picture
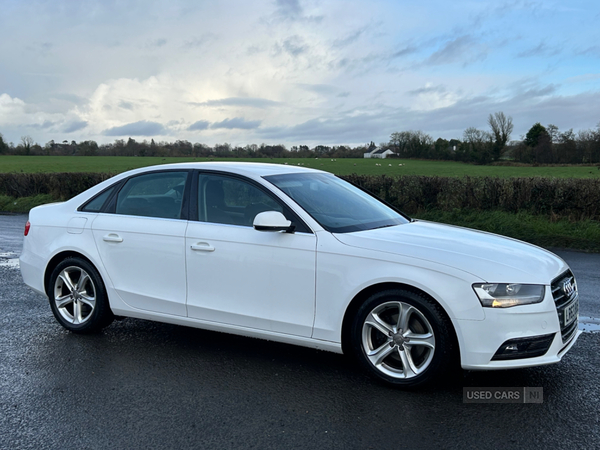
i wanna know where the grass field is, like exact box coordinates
[2,155,600,178]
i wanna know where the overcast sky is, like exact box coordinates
[1,0,599,148]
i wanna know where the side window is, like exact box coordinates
[115,172,188,219]
[199,174,283,227]
[80,185,117,212]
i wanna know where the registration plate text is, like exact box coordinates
[564,299,579,326]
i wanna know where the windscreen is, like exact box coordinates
[265,172,409,233]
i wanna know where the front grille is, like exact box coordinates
[551,270,579,344]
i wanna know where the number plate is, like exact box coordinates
[564,299,579,326]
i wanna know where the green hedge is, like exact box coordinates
[342,174,600,221]
[1,172,599,221]
[0,172,111,200]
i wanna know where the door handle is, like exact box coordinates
[191,242,215,252]
[103,233,123,243]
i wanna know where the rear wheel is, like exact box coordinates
[48,257,114,333]
[350,289,455,388]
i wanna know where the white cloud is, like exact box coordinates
[103,120,166,137]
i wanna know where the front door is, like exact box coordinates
[185,173,317,336]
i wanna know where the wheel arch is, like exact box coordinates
[340,282,460,361]
[44,251,99,296]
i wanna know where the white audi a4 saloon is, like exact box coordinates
[20,162,581,387]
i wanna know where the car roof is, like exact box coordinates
[126,161,326,178]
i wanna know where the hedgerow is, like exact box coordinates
[1,172,599,221]
[342,174,600,221]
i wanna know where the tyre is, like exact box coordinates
[48,257,114,333]
[350,289,455,388]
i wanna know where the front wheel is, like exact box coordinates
[350,289,456,388]
[48,257,114,333]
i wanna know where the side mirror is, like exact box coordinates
[253,211,294,233]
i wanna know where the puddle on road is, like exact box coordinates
[0,252,19,269]
[579,316,600,333]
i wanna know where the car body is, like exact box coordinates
[20,162,581,387]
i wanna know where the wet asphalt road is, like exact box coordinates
[1,213,599,449]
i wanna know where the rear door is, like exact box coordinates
[91,170,190,316]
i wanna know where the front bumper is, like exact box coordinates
[455,283,580,370]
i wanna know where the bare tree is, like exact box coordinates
[463,127,493,164]
[546,124,559,143]
[488,112,514,161]
[20,135,34,155]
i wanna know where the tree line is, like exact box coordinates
[385,114,600,165]
[1,112,599,164]
[0,135,368,159]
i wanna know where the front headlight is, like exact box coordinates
[472,283,545,308]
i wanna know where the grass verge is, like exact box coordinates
[0,194,57,213]
[4,195,599,252]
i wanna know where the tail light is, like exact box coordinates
[24,221,31,236]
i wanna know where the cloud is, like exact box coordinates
[423,35,485,66]
[578,45,600,58]
[333,28,367,48]
[507,78,559,99]
[258,114,388,142]
[26,42,53,56]
[274,0,303,20]
[64,120,88,133]
[517,43,561,58]
[0,93,25,109]
[270,0,323,23]
[118,100,134,110]
[297,83,338,95]
[391,45,419,58]
[519,84,558,99]
[30,120,56,130]
[182,33,216,49]
[191,97,280,108]
[50,93,89,107]
[210,117,261,129]
[147,38,167,48]
[188,120,210,131]
[282,36,307,56]
[408,85,447,96]
[407,84,460,110]
[102,120,165,136]
[0,93,27,124]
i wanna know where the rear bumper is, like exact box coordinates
[20,251,46,296]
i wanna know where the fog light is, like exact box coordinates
[492,334,555,361]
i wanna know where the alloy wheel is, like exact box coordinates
[361,300,436,379]
[53,266,97,325]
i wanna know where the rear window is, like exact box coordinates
[80,186,117,212]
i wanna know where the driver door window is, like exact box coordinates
[198,174,283,227]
